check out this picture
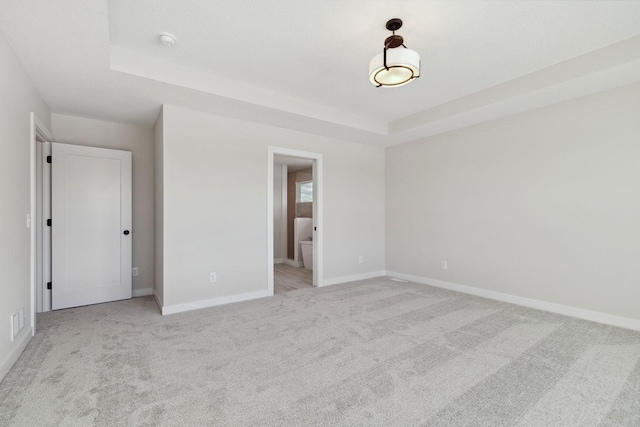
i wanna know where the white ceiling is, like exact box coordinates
[2,1,640,146]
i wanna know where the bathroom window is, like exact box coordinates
[296,180,313,203]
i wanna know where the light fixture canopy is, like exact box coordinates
[369,18,420,87]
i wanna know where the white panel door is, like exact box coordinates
[51,143,132,310]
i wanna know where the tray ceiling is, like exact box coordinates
[2,1,640,146]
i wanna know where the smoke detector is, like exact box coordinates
[159,33,176,47]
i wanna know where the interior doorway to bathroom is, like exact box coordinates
[274,155,313,293]
[267,147,323,295]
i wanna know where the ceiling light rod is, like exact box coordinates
[369,18,420,88]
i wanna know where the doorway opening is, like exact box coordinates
[267,147,323,295]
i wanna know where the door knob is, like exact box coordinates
[123,230,130,235]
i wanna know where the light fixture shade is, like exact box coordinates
[369,48,420,87]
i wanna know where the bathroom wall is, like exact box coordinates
[295,168,313,218]
[287,168,312,259]
[296,203,313,218]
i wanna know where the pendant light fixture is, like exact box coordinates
[369,18,420,87]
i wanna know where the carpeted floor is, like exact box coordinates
[1,277,639,426]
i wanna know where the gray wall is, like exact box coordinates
[159,105,386,309]
[51,114,155,295]
[0,33,51,381]
[386,83,640,321]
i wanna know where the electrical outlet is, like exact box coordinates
[132,267,139,277]
[10,307,26,342]
[358,256,364,264]
[209,272,217,283]
[441,261,448,270]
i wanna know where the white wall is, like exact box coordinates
[273,164,283,262]
[51,114,155,295]
[0,33,51,382]
[153,110,164,305]
[386,82,640,322]
[159,105,385,310]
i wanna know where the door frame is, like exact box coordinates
[273,162,288,265]
[267,147,323,295]
[30,113,53,331]
[35,141,52,313]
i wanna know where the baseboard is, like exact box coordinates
[0,326,33,384]
[321,270,387,287]
[386,271,640,332]
[274,258,283,264]
[132,287,153,297]
[161,289,270,315]
[284,258,302,268]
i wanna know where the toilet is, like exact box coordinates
[299,241,313,270]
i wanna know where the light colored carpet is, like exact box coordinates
[274,263,313,293]
[1,277,639,426]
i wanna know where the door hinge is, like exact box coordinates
[46,155,52,163]
[47,282,52,290]
[47,219,52,226]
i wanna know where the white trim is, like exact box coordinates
[312,155,323,288]
[40,142,52,313]
[280,165,287,268]
[30,115,36,335]
[273,258,283,264]
[153,290,164,313]
[161,290,270,316]
[34,115,53,141]
[267,150,274,295]
[321,271,387,287]
[132,287,154,297]
[386,271,640,332]
[267,147,324,295]
[284,258,303,268]
[30,114,53,337]
[0,327,33,383]
[35,141,43,313]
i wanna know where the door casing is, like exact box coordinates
[267,146,323,294]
